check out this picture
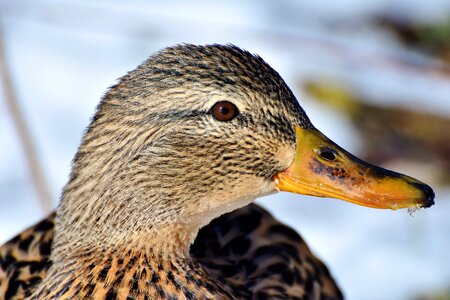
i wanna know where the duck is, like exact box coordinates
[0,44,434,300]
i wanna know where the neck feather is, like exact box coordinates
[35,245,236,299]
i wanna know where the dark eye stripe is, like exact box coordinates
[236,113,295,144]
[145,110,206,121]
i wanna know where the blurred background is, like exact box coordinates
[0,1,449,299]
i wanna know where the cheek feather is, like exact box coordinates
[275,144,296,170]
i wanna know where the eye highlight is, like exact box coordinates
[211,101,239,121]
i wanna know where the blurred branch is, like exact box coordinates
[0,24,53,214]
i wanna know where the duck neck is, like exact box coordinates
[37,243,235,299]
[54,191,204,262]
[49,182,247,300]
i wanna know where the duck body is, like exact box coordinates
[0,44,433,299]
[1,205,340,299]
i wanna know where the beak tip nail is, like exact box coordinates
[424,188,435,208]
[411,182,435,208]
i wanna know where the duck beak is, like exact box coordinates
[273,126,435,210]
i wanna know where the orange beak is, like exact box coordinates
[273,126,435,210]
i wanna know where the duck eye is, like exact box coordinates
[318,147,337,161]
[211,101,239,121]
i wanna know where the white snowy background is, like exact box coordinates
[1,1,449,299]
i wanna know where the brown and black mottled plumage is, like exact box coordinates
[0,205,341,299]
[0,44,343,299]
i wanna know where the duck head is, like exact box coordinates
[56,44,434,256]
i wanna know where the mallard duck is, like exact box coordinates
[0,44,434,299]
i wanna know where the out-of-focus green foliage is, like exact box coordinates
[377,16,450,63]
[416,288,450,300]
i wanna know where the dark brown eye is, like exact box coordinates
[211,101,239,121]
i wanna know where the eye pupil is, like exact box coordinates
[212,101,238,121]
[220,107,229,115]
[319,148,337,161]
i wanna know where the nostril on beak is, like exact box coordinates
[318,147,337,161]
